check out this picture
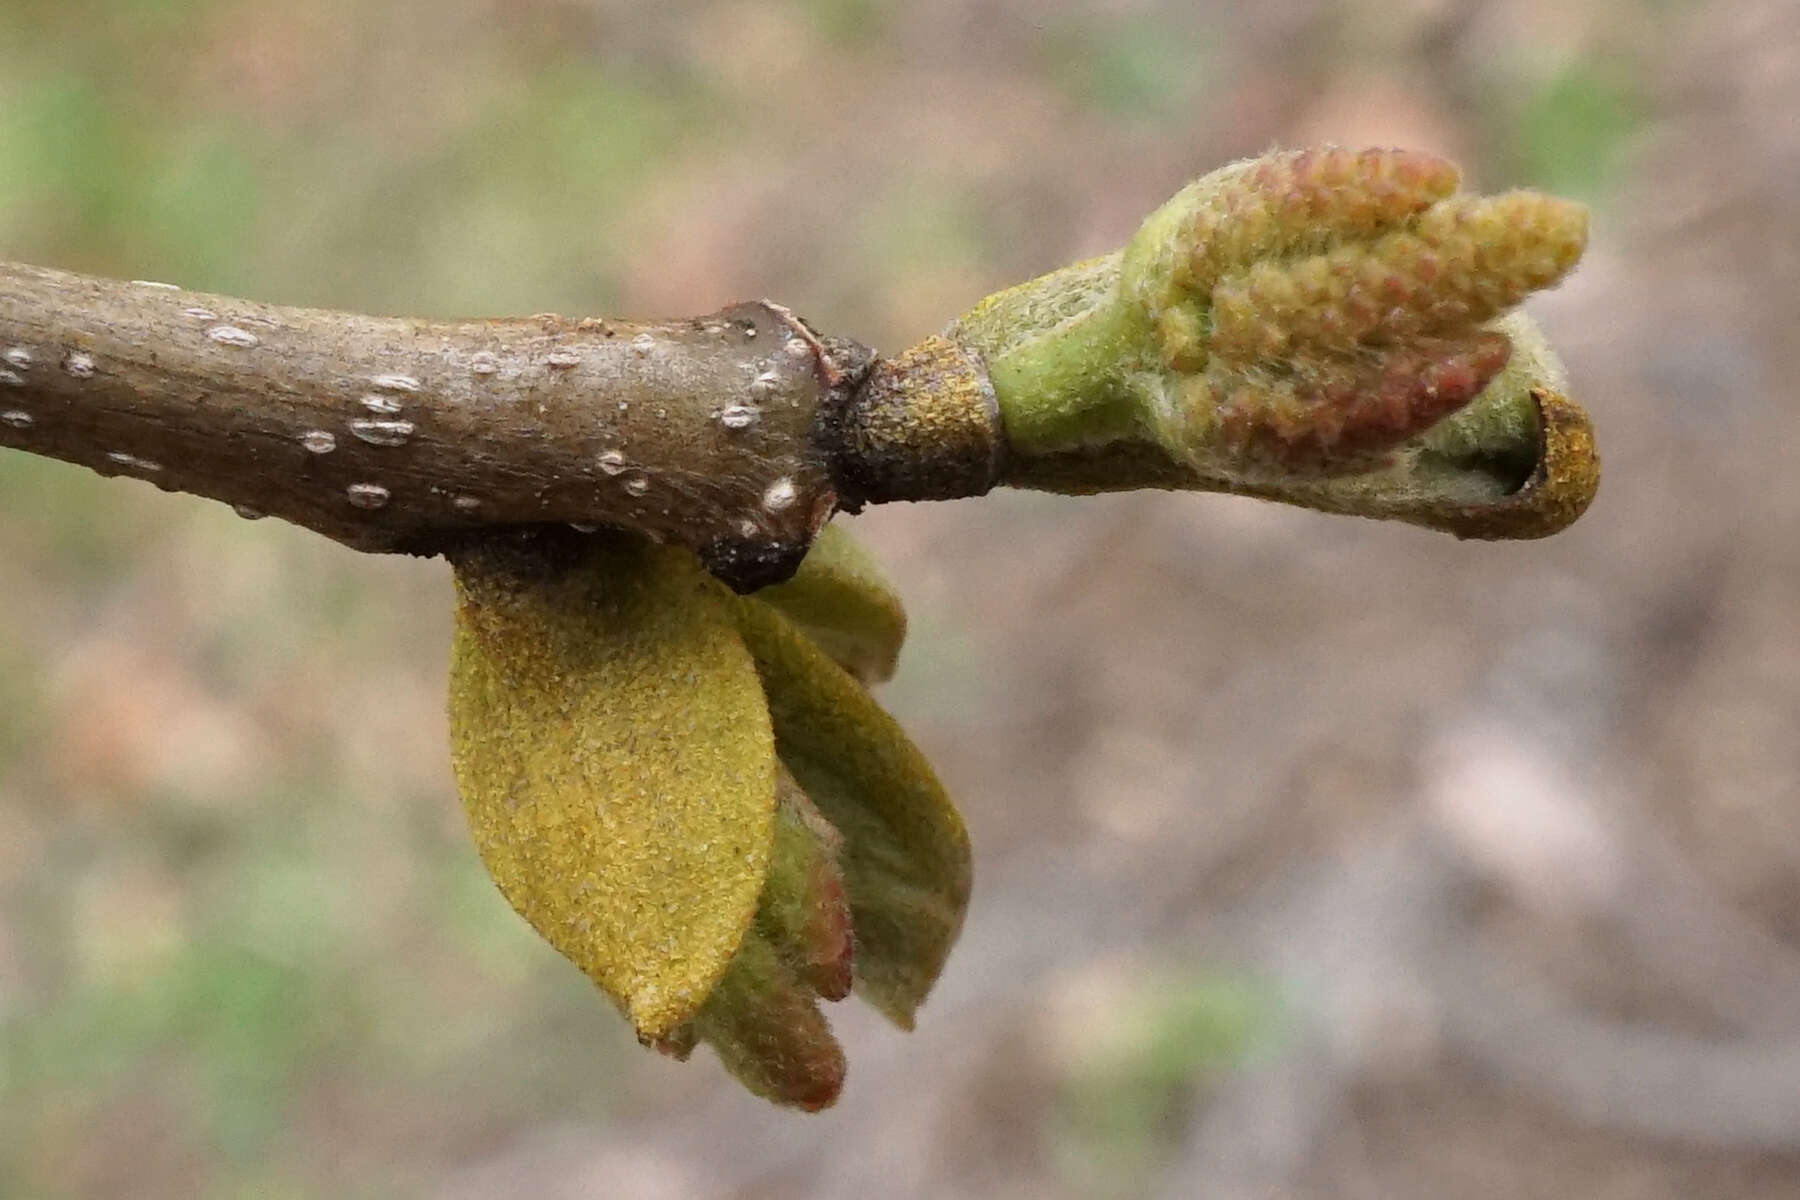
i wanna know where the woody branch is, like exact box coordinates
[0,261,996,591]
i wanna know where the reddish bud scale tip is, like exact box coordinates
[1213,331,1513,471]
[803,867,856,1001]
[1177,147,1462,295]
[759,779,856,1004]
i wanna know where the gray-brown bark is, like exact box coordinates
[0,262,883,590]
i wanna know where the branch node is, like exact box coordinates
[831,335,1006,508]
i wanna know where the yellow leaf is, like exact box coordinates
[448,535,777,1040]
[733,600,971,1029]
[752,523,908,684]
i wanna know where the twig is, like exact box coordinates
[0,262,893,590]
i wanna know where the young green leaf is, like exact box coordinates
[752,523,908,684]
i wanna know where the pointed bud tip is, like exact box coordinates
[645,1024,699,1061]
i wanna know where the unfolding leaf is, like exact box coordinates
[448,535,777,1039]
[693,924,847,1111]
[752,523,907,684]
[654,769,855,1108]
[758,770,855,1000]
[733,600,971,1029]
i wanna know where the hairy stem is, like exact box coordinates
[984,301,1141,452]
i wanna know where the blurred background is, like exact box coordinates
[2,0,1796,1196]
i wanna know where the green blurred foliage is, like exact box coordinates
[802,0,888,46]
[1509,62,1646,202]
[0,647,48,776]
[1054,971,1281,1196]
[0,455,163,584]
[1046,15,1215,124]
[328,62,702,317]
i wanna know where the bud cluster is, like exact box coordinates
[1127,147,1588,473]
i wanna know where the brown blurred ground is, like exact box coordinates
[5,1,1800,1197]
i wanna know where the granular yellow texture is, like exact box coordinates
[449,537,776,1040]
